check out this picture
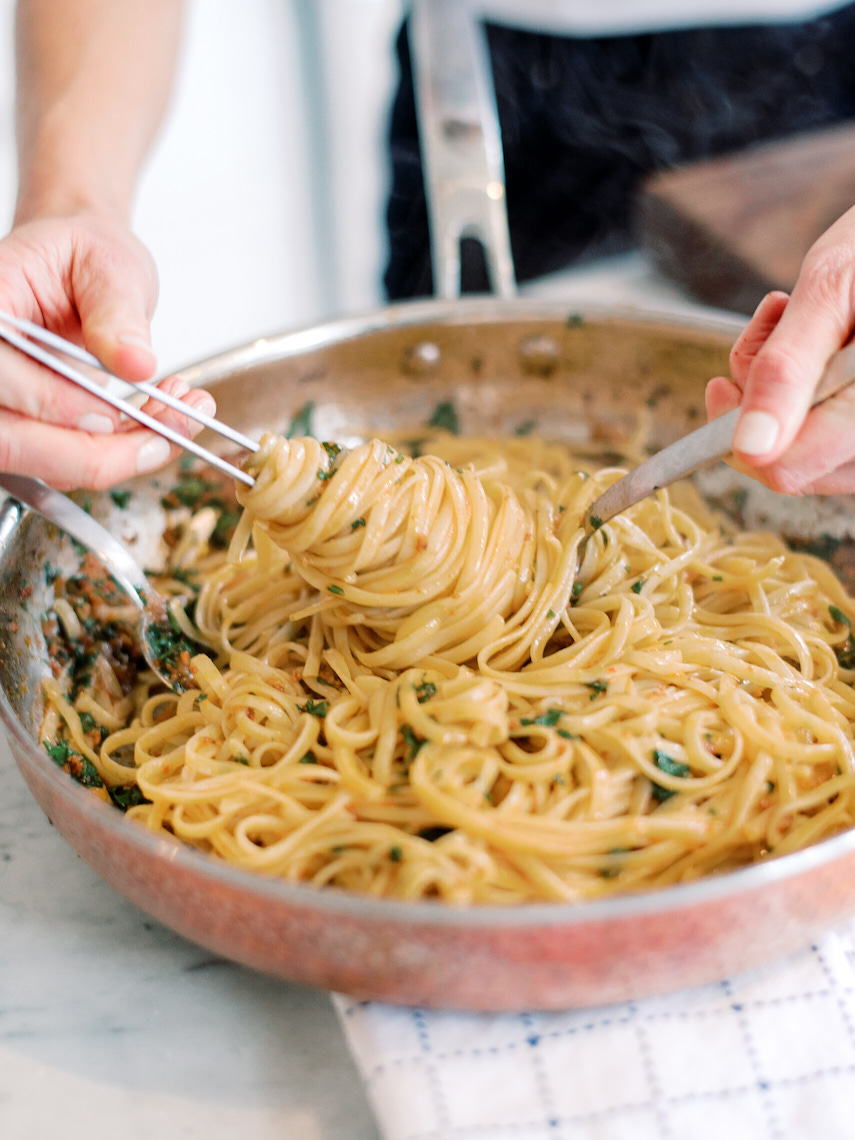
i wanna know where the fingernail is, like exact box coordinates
[77,413,115,435]
[117,332,155,353]
[189,392,216,417]
[136,436,172,473]
[733,410,779,456]
[169,379,190,398]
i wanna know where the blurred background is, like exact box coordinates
[0,0,407,373]
[0,0,850,374]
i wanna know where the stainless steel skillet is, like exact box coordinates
[3,6,855,1012]
[4,297,855,1012]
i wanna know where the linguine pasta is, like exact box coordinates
[39,430,855,904]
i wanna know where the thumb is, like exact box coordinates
[72,228,160,382]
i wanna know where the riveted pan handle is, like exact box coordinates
[408,0,516,299]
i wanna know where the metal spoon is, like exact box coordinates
[580,338,855,548]
[0,473,197,692]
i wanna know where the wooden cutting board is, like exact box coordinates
[636,121,855,314]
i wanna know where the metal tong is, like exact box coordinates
[0,310,257,486]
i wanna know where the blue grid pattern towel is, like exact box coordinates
[335,918,855,1140]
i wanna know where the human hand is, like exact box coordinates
[0,210,215,491]
[705,202,855,496]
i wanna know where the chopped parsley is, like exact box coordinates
[830,605,855,669]
[427,400,460,435]
[286,401,315,439]
[327,584,344,595]
[415,680,436,703]
[109,785,149,811]
[520,708,562,727]
[572,582,583,599]
[110,489,132,509]
[586,680,607,700]
[351,517,366,529]
[164,476,220,510]
[589,515,603,530]
[298,700,329,718]
[651,749,690,802]
[514,419,537,437]
[44,740,72,766]
[401,724,426,764]
[631,580,644,594]
[830,605,851,628]
[389,846,403,863]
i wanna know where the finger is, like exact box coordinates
[743,383,855,496]
[0,390,218,491]
[0,338,125,432]
[729,291,789,387]
[732,206,855,466]
[705,375,741,421]
[0,411,171,489]
[70,227,159,382]
[801,458,855,496]
[138,380,217,439]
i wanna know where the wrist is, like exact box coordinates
[15,141,134,227]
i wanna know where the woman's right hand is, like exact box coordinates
[0,209,216,490]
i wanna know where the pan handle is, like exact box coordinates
[408,0,516,299]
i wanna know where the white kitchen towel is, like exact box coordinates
[334,918,855,1140]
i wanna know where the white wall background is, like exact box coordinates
[0,0,405,376]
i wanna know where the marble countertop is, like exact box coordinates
[0,724,381,1140]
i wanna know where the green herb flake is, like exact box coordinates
[401,724,425,764]
[44,740,72,766]
[327,584,344,596]
[572,581,583,599]
[520,708,562,727]
[712,575,724,582]
[322,441,341,461]
[514,419,537,437]
[589,515,603,530]
[427,400,460,435]
[830,605,851,628]
[286,401,315,439]
[299,751,317,764]
[415,680,436,704]
[233,756,249,766]
[586,680,607,700]
[389,846,403,863]
[557,729,580,740]
[109,785,149,811]
[211,508,242,549]
[298,700,329,718]
[651,748,690,802]
[351,517,366,530]
[631,580,644,594]
[110,490,132,510]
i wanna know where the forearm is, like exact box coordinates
[14,0,183,224]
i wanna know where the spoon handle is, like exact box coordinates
[0,473,148,608]
[585,339,855,534]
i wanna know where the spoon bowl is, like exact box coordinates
[0,473,193,691]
